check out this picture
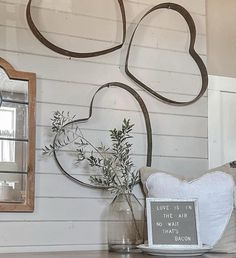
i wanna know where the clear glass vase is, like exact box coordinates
[107,192,144,253]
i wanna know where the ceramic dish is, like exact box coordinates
[137,244,212,256]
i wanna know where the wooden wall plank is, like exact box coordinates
[35,80,208,116]
[0,44,206,75]
[36,150,208,176]
[1,0,206,17]
[0,221,107,246]
[0,198,111,221]
[36,103,208,137]
[38,127,207,158]
[0,0,206,16]
[0,24,206,56]
[0,1,206,34]
[34,174,144,199]
[127,0,206,15]
[0,50,206,97]
[0,244,107,254]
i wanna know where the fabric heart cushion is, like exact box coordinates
[146,171,235,247]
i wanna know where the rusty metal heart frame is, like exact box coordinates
[52,82,152,189]
[125,2,208,106]
[26,0,126,58]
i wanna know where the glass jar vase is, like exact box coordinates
[107,192,144,253]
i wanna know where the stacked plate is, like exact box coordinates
[137,244,212,256]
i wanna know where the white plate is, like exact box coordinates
[137,244,212,256]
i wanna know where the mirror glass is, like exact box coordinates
[0,59,35,211]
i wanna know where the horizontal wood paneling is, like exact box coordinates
[36,103,207,137]
[34,174,143,199]
[0,198,111,221]
[38,127,207,158]
[0,221,107,246]
[0,50,206,98]
[0,1,206,34]
[0,24,206,56]
[0,0,207,253]
[0,0,206,17]
[0,245,107,254]
[35,79,207,115]
[0,40,206,74]
[127,0,206,15]
[1,0,206,17]
[36,150,208,176]
[0,197,145,222]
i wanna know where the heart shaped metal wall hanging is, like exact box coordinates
[26,0,126,58]
[51,82,152,189]
[125,2,208,106]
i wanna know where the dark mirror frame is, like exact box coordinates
[0,57,36,212]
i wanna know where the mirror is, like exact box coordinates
[0,58,36,212]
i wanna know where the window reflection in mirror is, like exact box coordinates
[0,58,35,211]
[0,107,16,162]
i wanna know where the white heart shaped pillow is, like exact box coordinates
[146,171,235,247]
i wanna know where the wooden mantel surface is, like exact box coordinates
[0,251,236,258]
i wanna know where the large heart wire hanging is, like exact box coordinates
[26,0,126,58]
[125,2,208,106]
[52,82,153,189]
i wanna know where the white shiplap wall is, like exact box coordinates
[0,0,207,253]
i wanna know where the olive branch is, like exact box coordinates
[43,111,140,195]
